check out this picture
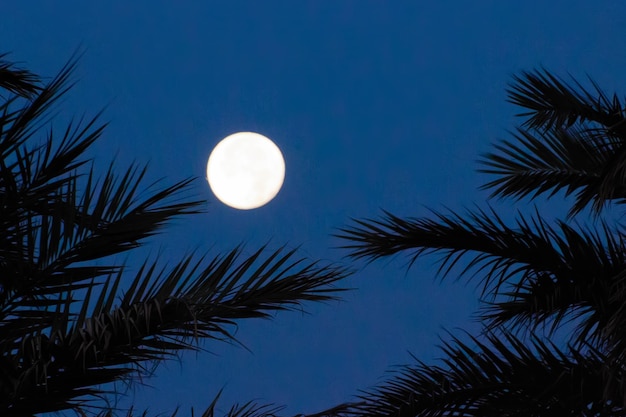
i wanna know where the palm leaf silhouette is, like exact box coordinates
[481,70,626,216]
[345,332,625,417]
[0,54,351,416]
[327,69,626,416]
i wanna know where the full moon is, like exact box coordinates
[206,132,285,210]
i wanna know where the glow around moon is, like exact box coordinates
[207,132,285,210]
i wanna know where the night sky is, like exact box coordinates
[3,1,626,415]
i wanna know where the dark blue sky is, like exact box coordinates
[3,1,626,415]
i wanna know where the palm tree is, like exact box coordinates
[0,53,351,417]
[327,70,626,415]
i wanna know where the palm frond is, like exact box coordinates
[0,87,205,318]
[0,53,354,415]
[199,389,285,417]
[190,390,359,417]
[0,52,78,161]
[325,68,626,416]
[338,207,561,293]
[507,69,626,135]
[338,208,626,346]
[0,170,205,330]
[479,218,626,345]
[339,331,625,417]
[479,125,626,216]
[0,53,41,98]
[82,391,359,417]
[1,246,350,415]
[490,69,626,216]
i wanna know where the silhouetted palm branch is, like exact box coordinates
[339,207,626,349]
[331,69,626,416]
[337,332,625,417]
[507,69,626,134]
[5,246,348,416]
[479,126,626,216]
[0,53,41,98]
[0,54,351,416]
[481,69,626,216]
[196,389,285,417]
[82,390,359,417]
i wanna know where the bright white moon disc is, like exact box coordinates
[207,132,285,210]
